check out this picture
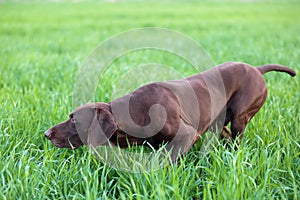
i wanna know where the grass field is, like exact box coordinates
[0,1,299,199]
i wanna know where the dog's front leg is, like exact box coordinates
[165,120,199,163]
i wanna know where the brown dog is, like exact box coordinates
[44,62,296,161]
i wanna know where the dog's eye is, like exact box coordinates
[69,114,75,123]
[70,118,75,123]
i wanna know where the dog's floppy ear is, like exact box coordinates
[87,107,118,148]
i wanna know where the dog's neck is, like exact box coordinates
[109,129,146,148]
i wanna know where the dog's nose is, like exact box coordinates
[44,129,52,139]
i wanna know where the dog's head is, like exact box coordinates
[44,103,118,149]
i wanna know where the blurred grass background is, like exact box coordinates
[0,1,299,199]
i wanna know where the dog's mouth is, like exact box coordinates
[49,138,80,150]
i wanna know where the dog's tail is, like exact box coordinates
[257,64,296,77]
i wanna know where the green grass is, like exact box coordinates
[0,1,299,199]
